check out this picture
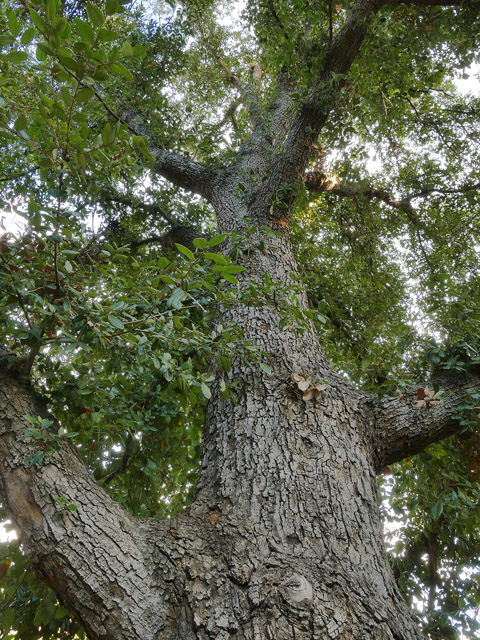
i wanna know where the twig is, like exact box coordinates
[0,561,30,612]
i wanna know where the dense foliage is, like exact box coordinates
[0,0,480,637]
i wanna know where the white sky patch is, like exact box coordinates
[455,63,480,96]
[0,521,17,543]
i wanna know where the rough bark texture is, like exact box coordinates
[1,0,478,637]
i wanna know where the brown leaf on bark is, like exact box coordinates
[415,388,442,408]
[303,384,327,402]
[292,372,311,391]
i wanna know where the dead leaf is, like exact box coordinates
[303,384,327,402]
[292,372,311,391]
[415,388,442,408]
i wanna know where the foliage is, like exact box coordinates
[0,0,480,638]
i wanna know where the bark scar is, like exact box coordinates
[1,464,43,530]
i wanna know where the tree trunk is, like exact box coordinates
[1,191,478,639]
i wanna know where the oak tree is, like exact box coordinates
[1,0,480,638]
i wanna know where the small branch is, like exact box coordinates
[0,171,31,183]
[55,59,217,199]
[383,0,480,5]
[328,0,333,48]
[99,433,134,486]
[306,172,480,215]
[191,6,262,124]
[0,561,30,612]
[120,109,218,200]
[409,182,480,200]
[101,193,177,227]
[305,171,416,216]
[20,343,43,384]
[216,96,242,132]
[131,226,209,252]
[427,532,438,615]
[266,0,290,41]
[0,254,34,331]
[99,193,209,251]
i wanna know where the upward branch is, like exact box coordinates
[253,0,385,211]
[191,6,262,125]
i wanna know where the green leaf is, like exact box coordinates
[20,27,36,45]
[29,9,47,32]
[133,44,149,58]
[203,252,227,265]
[86,2,105,27]
[0,607,15,630]
[260,362,272,375]
[207,233,228,247]
[108,315,124,330]
[74,18,95,45]
[46,0,57,22]
[167,287,187,310]
[121,41,133,57]
[111,61,133,81]
[222,273,238,285]
[0,51,28,64]
[29,451,44,466]
[99,28,120,42]
[101,122,114,145]
[219,356,231,372]
[105,0,120,14]
[54,606,71,619]
[430,501,443,521]
[201,381,211,399]
[7,10,22,37]
[193,237,208,249]
[224,265,245,274]
[76,87,95,103]
[175,243,194,261]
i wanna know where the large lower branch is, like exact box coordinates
[0,368,173,640]
[121,109,218,201]
[372,373,480,470]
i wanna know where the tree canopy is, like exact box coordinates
[0,0,480,638]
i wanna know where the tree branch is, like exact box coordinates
[306,172,480,215]
[252,0,384,211]
[101,193,177,226]
[265,0,290,42]
[130,225,209,251]
[191,6,262,124]
[305,171,416,215]
[0,368,176,640]
[100,193,209,250]
[383,0,480,5]
[120,109,218,201]
[371,373,480,471]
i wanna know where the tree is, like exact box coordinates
[1,0,480,638]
